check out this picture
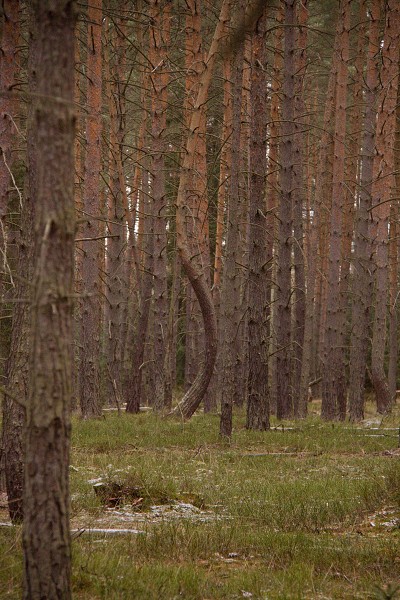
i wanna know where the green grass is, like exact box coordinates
[1,403,400,599]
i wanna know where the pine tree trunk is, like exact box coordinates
[348,0,380,421]
[149,0,169,410]
[126,165,154,413]
[23,1,76,597]
[183,0,211,397]
[321,0,350,420]
[73,20,83,411]
[106,20,127,407]
[370,0,400,414]
[207,57,232,412]
[219,5,244,437]
[236,34,252,410]
[213,59,232,305]
[388,203,398,402]
[80,0,102,418]
[170,0,233,419]
[390,101,400,403]
[246,7,269,430]
[291,0,307,417]
[170,0,265,419]
[266,7,283,415]
[276,0,296,420]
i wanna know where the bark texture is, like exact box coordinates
[370,0,400,414]
[291,0,307,417]
[349,0,380,421]
[170,0,266,419]
[80,0,102,418]
[219,5,244,436]
[246,7,269,431]
[321,0,350,420]
[149,0,170,410]
[126,168,154,414]
[169,0,231,418]
[23,1,76,599]
[183,0,210,396]
[276,0,295,419]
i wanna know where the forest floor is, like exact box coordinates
[1,399,400,599]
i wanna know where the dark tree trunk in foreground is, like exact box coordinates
[23,1,76,598]
[246,7,269,431]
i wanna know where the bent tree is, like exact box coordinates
[171,0,267,419]
[23,1,76,598]
[170,0,231,418]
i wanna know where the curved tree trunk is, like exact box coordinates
[170,0,230,419]
[170,0,266,419]
[183,0,210,397]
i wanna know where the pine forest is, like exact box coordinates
[1,0,400,598]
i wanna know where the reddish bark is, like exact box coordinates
[170,0,234,419]
[370,0,400,414]
[321,0,350,420]
[80,0,102,418]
